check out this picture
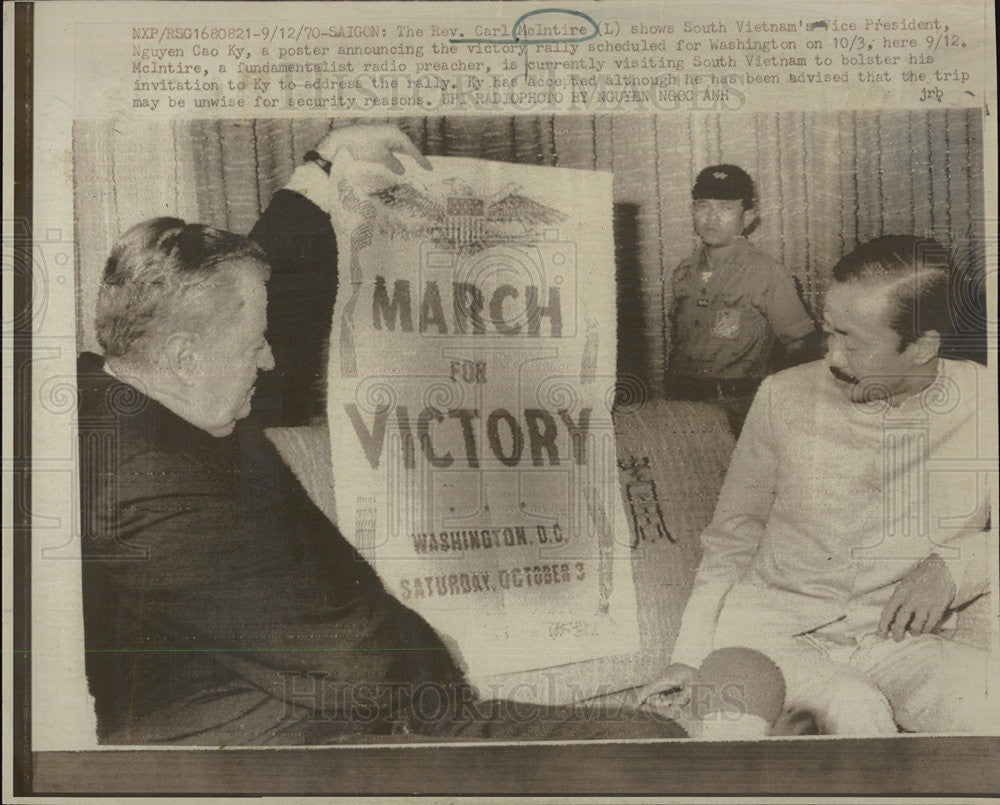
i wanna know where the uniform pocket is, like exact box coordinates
[712,307,742,340]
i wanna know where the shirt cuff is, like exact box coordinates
[937,530,991,606]
[284,163,338,215]
[670,581,731,668]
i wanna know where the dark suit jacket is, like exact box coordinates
[78,351,462,744]
[78,187,685,745]
[249,189,339,427]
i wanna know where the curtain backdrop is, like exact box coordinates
[74,110,986,389]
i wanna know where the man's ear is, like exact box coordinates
[741,208,759,236]
[161,332,199,385]
[907,330,941,365]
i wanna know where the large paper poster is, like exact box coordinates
[325,155,639,686]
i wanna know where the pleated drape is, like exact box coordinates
[75,110,986,389]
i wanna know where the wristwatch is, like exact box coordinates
[303,150,332,176]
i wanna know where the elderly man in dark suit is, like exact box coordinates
[78,126,685,744]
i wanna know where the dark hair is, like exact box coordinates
[831,235,952,351]
[96,218,269,360]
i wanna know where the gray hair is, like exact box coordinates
[95,218,270,362]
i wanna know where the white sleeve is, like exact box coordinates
[284,162,338,214]
[670,378,779,667]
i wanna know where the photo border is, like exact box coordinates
[8,0,1000,798]
[27,738,1000,796]
[12,0,35,797]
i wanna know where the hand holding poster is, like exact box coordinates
[324,153,640,686]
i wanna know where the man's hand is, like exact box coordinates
[314,123,432,175]
[638,663,698,709]
[877,554,957,642]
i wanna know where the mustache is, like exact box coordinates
[829,366,859,385]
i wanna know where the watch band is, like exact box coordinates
[303,150,332,176]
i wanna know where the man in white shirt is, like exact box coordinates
[643,235,995,734]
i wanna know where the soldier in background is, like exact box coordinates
[665,164,818,435]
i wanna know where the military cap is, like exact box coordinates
[692,164,756,206]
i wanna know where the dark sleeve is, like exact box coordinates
[250,189,339,427]
[97,439,463,734]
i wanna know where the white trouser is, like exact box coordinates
[713,601,997,735]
